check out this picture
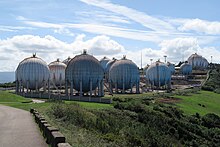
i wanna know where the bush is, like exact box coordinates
[47,102,220,147]
[214,88,220,94]
[201,85,214,91]
[202,113,220,128]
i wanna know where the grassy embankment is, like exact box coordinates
[0,90,220,146]
[174,90,220,116]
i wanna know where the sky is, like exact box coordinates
[0,0,220,71]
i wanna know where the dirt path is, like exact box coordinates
[0,105,47,147]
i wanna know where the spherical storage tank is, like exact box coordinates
[49,59,67,86]
[62,56,71,65]
[146,61,171,87]
[100,56,110,71]
[105,58,117,81]
[16,54,50,90]
[109,56,139,91]
[65,50,104,93]
[143,64,150,75]
[179,62,192,75]
[105,58,117,73]
[187,53,209,70]
[167,62,175,74]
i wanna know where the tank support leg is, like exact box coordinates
[48,80,50,94]
[115,83,118,93]
[122,82,125,94]
[109,81,112,94]
[130,83,133,93]
[101,80,104,96]
[70,81,73,96]
[136,81,140,94]
[22,81,24,93]
[27,80,29,93]
[19,80,22,93]
[90,80,92,97]
[43,80,46,93]
[16,80,19,93]
[98,80,101,97]
[65,80,68,96]
[94,88,97,96]
[80,81,83,97]
[35,80,37,92]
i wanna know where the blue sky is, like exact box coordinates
[0,0,220,71]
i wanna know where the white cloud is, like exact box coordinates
[159,37,200,62]
[75,10,131,24]
[131,38,217,66]
[73,35,125,55]
[0,25,34,32]
[23,20,163,42]
[79,0,176,33]
[176,18,220,35]
[0,34,124,71]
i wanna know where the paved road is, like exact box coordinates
[0,105,47,147]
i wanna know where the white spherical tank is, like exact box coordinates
[49,59,66,86]
[16,54,50,90]
[146,61,171,87]
[187,53,209,70]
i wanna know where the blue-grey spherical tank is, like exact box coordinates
[16,54,50,90]
[65,51,104,92]
[62,57,71,65]
[105,58,117,73]
[146,61,171,87]
[179,62,192,75]
[187,53,209,70]
[100,56,110,71]
[143,64,150,75]
[49,59,67,86]
[167,62,175,75]
[109,57,139,90]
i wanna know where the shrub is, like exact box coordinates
[202,113,220,128]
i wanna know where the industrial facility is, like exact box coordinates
[15,52,210,103]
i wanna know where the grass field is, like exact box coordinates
[174,90,220,116]
[0,91,113,111]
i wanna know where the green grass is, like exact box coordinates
[0,91,32,103]
[174,90,220,116]
[67,101,113,109]
[0,91,113,111]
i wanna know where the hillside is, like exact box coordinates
[1,91,220,146]
[202,64,220,92]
